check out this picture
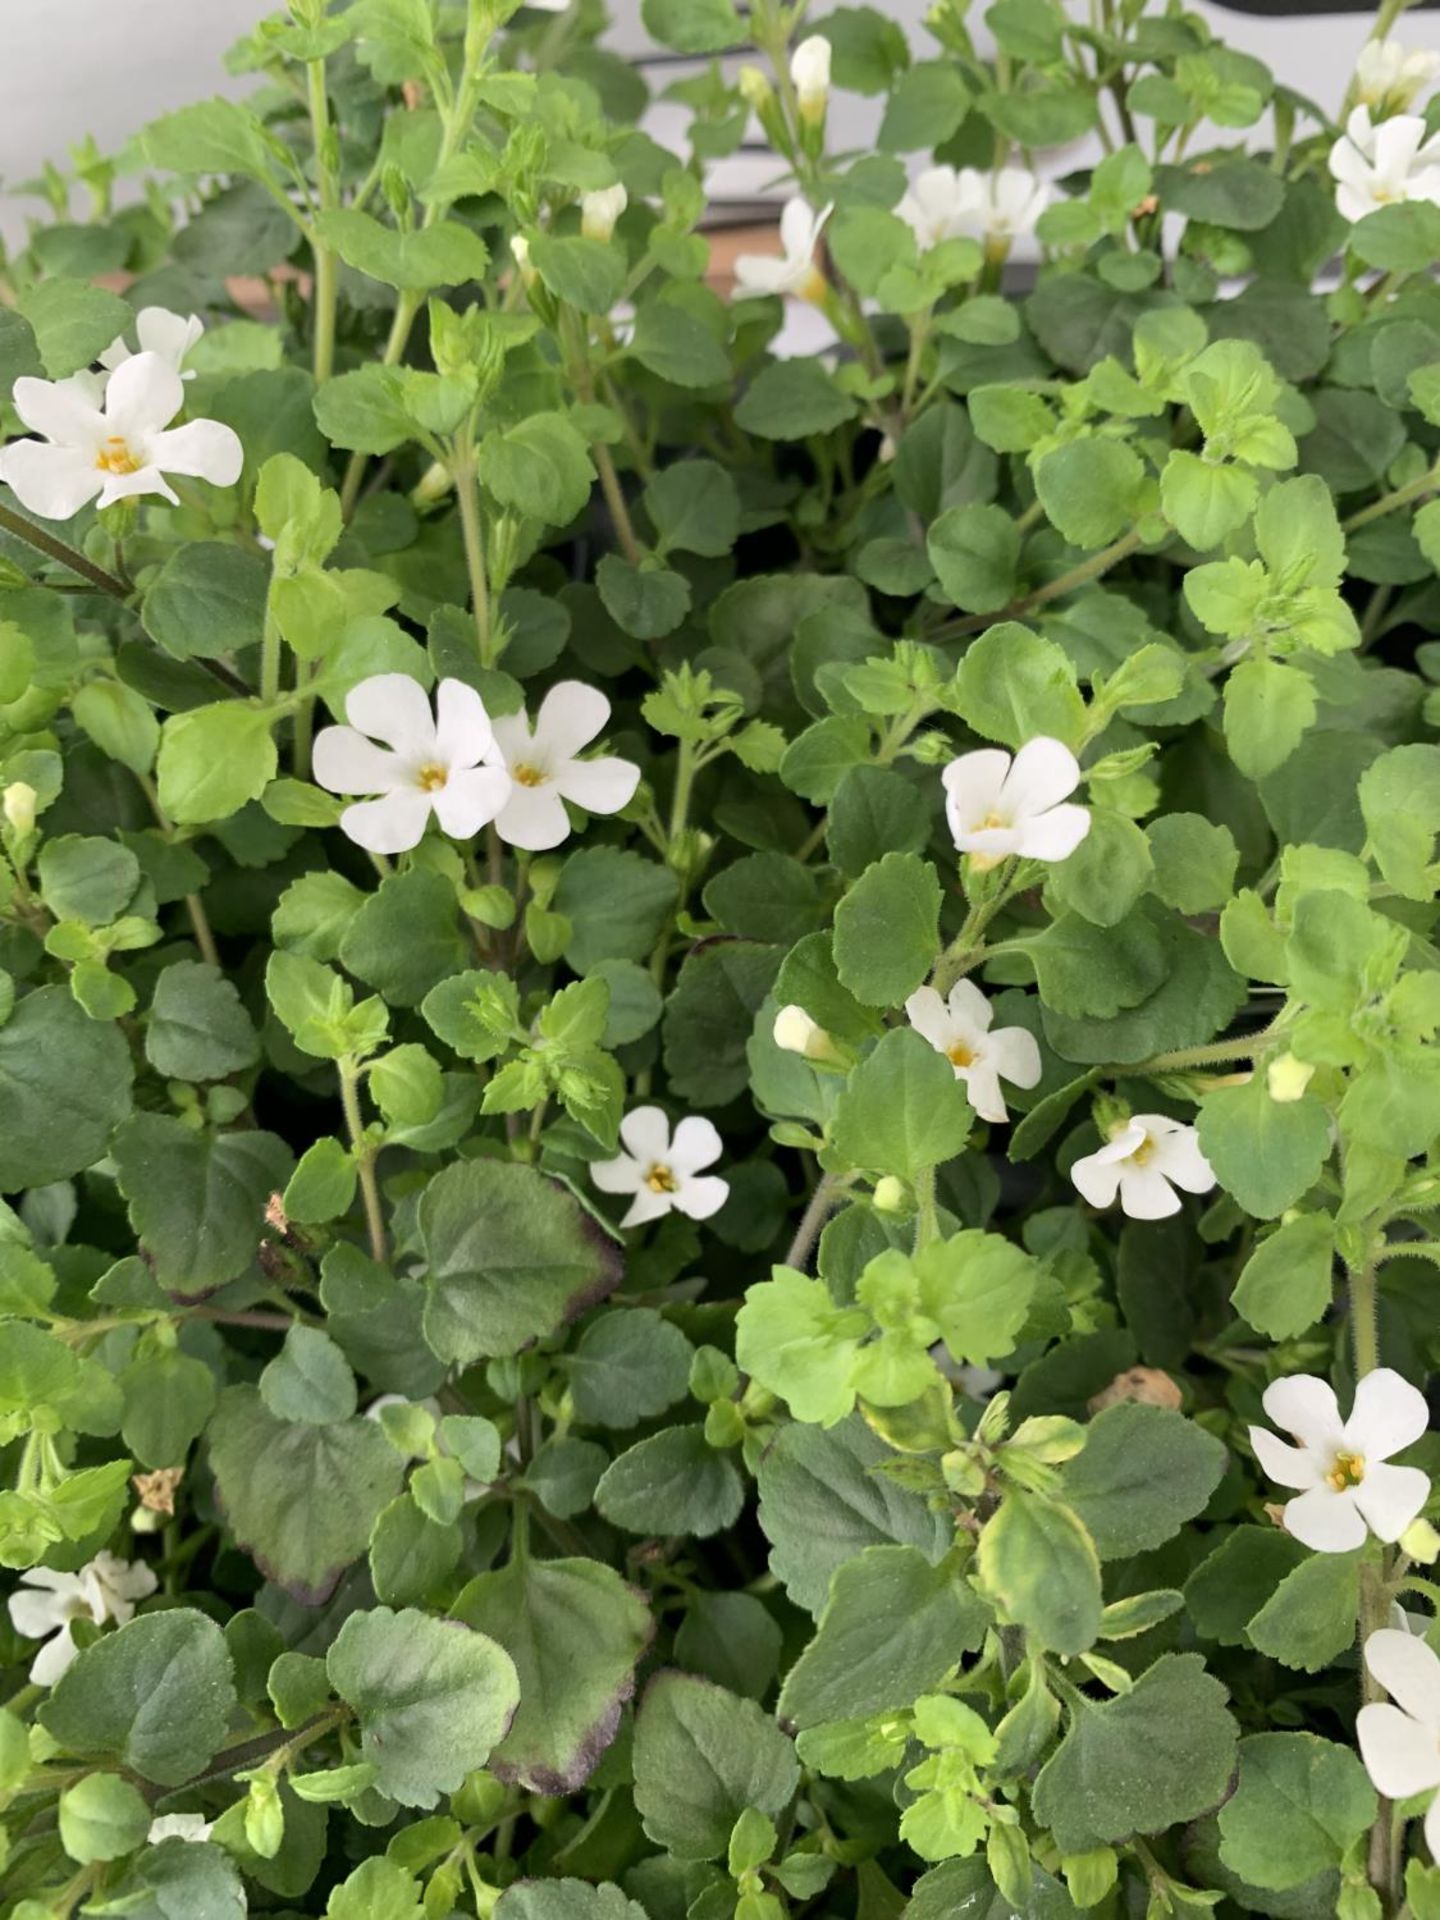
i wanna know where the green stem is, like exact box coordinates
[339,291,422,517]
[1127,1016,1283,1075]
[259,609,282,707]
[1360,1552,1398,1905]
[913,1165,939,1251]
[1344,458,1440,533]
[135,770,220,968]
[454,459,494,666]
[306,59,339,384]
[785,1174,841,1271]
[1350,1262,1381,1379]
[930,875,1019,996]
[0,501,130,598]
[339,1062,387,1264]
[938,528,1144,639]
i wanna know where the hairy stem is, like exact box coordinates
[938,528,1144,639]
[0,501,130,598]
[306,59,339,384]
[786,1174,841,1271]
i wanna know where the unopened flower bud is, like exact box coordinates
[1402,1516,1440,1565]
[1266,1053,1316,1103]
[737,65,773,111]
[2,782,36,838]
[790,35,831,125]
[580,183,627,244]
[873,1175,908,1215]
[411,459,456,507]
[772,1003,842,1064]
[509,233,536,287]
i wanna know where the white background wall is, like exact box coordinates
[3,1,1434,244]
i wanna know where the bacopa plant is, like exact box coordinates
[5,0,1440,1915]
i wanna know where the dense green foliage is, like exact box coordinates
[3,0,1440,1916]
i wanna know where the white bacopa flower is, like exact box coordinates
[7,1551,158,1686]
[1249,1368,1431,1553]
[591,1106,729,1228]
[1358,1628,1440,1856]
[1070,1114,1216,1220]
[772,1003,843,1064]
[1355,37,1440,114]
[489,680,640,852]
[581,184,628,243]
[0,351,243,522]
[1328,105,1440,223]
[148,1813,214,1844]
[897,166,975,252]
[733,198,832,301]
[963,165,1051,242]
[791,35,831,121]
[99,306,205,382]
[942,738,1090,867]
[904,981,1041,1124]
[313,674,512,855]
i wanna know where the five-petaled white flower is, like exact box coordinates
[0,352,242,522]
[148,1813,214,1845]
[942,738,1090,867]
[791,35,831,121]
[1356,37,1440,114]
[960,165,1050,243]
[1249,1368,1431,1553]
[897,166,976,251]
[591,1106,729,1228]
[1071,1114,1216,1219]
[7,1551,157,1685]
[581,184,628,243]
[1328,105,1440,222]
[1358,1628,1440,1855]
[100,306,205,382]
[489,680,640,852]
[313,674,511,855]
[733,198,832,301]
[904,981,1041,1123]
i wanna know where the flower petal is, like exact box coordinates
[0,442,103,521]
[344,674,437,757]
[7,1586,76,1639]
[1016,802,1091,862]
[1116,1162,1181,1219]
[674,1173,729,1221]
[904,986,953,1053]
[942,748,1011,832]
[532,681,611,763]
[960,1064,1008,1124]
[492,782,571,851]
[136,306,204,370]
[1146,1124,1216,1195]
[1070,1145,1125,1209]
[946,978,994,1034]
[430,766,512,839]
[30,1625,82,1687]
[1352,1462,1431,1543]
[1359,1701,1440,1802]
[338,790,432,854]
[1249,1425,1323,1491]
[553,755,640,817]
[591,1153,644,1195]
[433,677,495,769]
[668,1115,723,1177]
[488,710,536,765]
[143,420,244,488]
[1345,1367,1431,1462]
[619,1106,672,1163]
[986,1024,1042,1091]
[1001,737,1082,818]
[104,350,183,439]
[1282,1485,1369,1552]
[620,1185,676,1229]
[312,726,405,797]
[1261,1374,1346,1455]
[779,195,821,261]
[10,375,104,445]
[1365,1626,1440,1729]
[98,465,179,509]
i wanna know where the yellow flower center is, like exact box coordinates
[512,762,547,787]
[1326,1451,1366,1492]
[1130,1133,1156,1166]
[94,436,140,476]
[799,264,829,304]
[645,1163,677,1194]
[946,1042,975,1069]
[416,763,448,793]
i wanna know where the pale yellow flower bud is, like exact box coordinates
[3,782,36,838]
[580,183,628,244]
[873,1175,908,1214]
[1266,1053,1316,1103]
[790,36,831,125]
[772,1003,843,1064]
[737,65,773,111]
[509,233,536,287]
[1401,1516,1440,1564]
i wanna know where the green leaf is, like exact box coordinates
[1358,744,1440,902]
[418,1158,621,1364]
[41,1611,237,1786]
[632,1672,799,1859]
[112,1115,291,1296]
[1146,814,1239,914]
[340,868,466,1009]
[595,1426,744,1536]
[631,304,732,390]
[1160,450,1257,550]
[1218,1733,1377,1892]
[36,835,139,927]
[156,703,278,825]
[554,849,679,973]
[145,961,260,1082]
[916,1230,1041,1366]
[1197,1076,1331,1219]
[142,96,281,180]
[831,1029,972,1177]
[1246,1551,1361,1673]
[208,1385,405,1603]
[1232,1213,1336,1339]
[832,853,941,1009]
[529,232,626,314]
[978,1489,1102,1655]
[327,1858,424,1920]
[1154,158,1285,230]
[260,1325,358,1425]
[313,364,415,454]
[1031,1653,1238,1853]
[317,208,489,289]
[496,1882,648,1920]
[734,362,858,441]
[120,1348,217,1469]
[778,1546,989,1729]
[641,0,743,52]
[0,986,133,1191]
[827,766,931,878]
[1224,656,1317,780]
[1184,1525,1308,1647]
[58,1772,152,1864]
[454,1556,653,1793]
[596,555,691,640]
[927,505,1019,613]
[565,1309,694,1428]
[643,459,740,555]
[1026,907,1166,1019]
[1063,1403,1227,1558]
[663,942,781,1108]
[478,413,596,526]
[142,544,269,662]
[16,280,133,379]
[327,1605,520,1809]
[1034,439,1147,548]
[953,621,1086,749]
